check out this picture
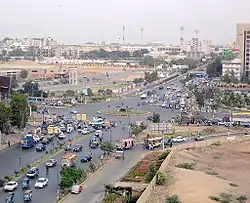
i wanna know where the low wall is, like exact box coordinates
[136,135,250,203]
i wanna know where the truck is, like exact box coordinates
[20,134,35,149]
[61,153,77,167]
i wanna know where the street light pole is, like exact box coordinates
[109,129,112,142]
[56,163,60,202]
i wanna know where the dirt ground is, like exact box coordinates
[156,141,250,203]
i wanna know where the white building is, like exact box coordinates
[222,58,243,81]
[183,39,212,56]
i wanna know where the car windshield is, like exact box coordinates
[48,159,54,163]
[37,179,45,183]
[7,182,15,186]
[28,169,36,174]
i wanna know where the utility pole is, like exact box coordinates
[109,129,112,142]
[122,26,125,45]
[140,28,144,44]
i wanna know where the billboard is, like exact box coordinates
[149,123,173,134]
[0,76,11,99]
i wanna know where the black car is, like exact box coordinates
[80,155,92,162]
[72,144,83,152]
[36,144,46,152]
[41,138,50,145]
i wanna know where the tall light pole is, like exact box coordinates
[122,26,125,45]
[140,28,144,44]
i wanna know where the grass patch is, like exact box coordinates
[100,109,148,116]
[236,195,248,203]
[213,156,220,159]
[229,183,239,187]
[211,141,221,146]
[175,162,195,170]
[206,171,219,176]
[209,196,220,201]
[166,195,182,203]
[217,176,227,180]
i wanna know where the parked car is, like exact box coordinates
[36,144,46,152]
[45,159,57,167]
[80,155,92,162]
[172,136,186,143]
[72,144,83,152]
[194,136,204,142]
[70,109,77,114]
[71,185,83,194]
[4,181,18,191]
[34,178,48,188]
[26,167,39,178]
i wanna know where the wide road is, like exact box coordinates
[0,65,206,203]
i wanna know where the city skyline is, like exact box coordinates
[1,0,250,45]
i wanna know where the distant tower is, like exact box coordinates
[68,67,78,85]
[194,29,200,59]
[140,28,144,44]
[180,26,184,51]
[122,26,125,44]
[194,29,199,38]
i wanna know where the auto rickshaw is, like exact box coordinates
[65,142,72,151]
[5,192,14,203]
[22,178,30,190]
[23,190,32,202]
[89,139,99,149]
[115,149,124,160]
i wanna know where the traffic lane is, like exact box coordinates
[8,124,133,203]
[0,132,97,203]
[62,148,147,203]
[0,131,74,178]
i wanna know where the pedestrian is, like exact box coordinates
[8,140,11,148]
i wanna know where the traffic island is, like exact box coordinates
[99,109,150,117]
[57,157,114,203]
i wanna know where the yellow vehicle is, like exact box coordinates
[61,153,77,167]
[144,137,162,149]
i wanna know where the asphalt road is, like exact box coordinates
[0,66,206,203]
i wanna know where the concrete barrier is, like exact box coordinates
[136,136,250,203]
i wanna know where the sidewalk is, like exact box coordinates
[62,149,147,203]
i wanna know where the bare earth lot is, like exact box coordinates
[165,141,250,203]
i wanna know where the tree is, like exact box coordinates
[133,78,144,84]
[105,89,113,96]
[60,167,86,190]
[22,81,40,96]
[20,70,28,79]
[0,102,11,133]
[144,71,158,83]
[65,90,75,97]
[87,88,93,96]
[147,112,160,123]
[11,77,19,89]
[100,141,114,154]
[10,94,29,129]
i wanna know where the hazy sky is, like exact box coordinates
[1,0,250,45]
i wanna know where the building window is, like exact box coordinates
[31,70,38,72]
[247,35,250,39]
[50,70,53,72]
[248,31,250,34]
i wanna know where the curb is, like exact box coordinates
[100,111,151,117]
[57,158,114,203]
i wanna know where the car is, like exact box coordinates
[70,109,77,114]
[45,159,57,167]
[172,136,186,143]
[58,132,66,139]
[41,138,50,145]
[194,136,205,142]
[34,178,48,188]
[72,144,83,152]
[36,144,46,152]
[71,185,83,194]
[67,127,73,133]
[80,155,92,162]
[45,134,54,142]
[81,128,89,135]
[4,181,18,191]
[26,167,39,178]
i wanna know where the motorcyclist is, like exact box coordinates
[122,124,125,130]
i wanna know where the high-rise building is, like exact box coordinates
[236,23,250,78]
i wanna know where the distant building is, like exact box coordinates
[236,23,250,78]
[222,58,243,81]
[0,76,11,100]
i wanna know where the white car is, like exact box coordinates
[70,109,77,114]
[58,132,66,139]
[4,181,18,191]
[81,128,89,135]
[172,136,186,143]
[67,127,73,133]
[34,178,48,188]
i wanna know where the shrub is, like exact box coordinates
[4,176,12,181]
[158,152,170,160]
[103,193,119,203]
[176,162,195,170]
[166,195,182,203]
[206,171,219,176]
[145,172,155,183]
[156,171,168,185]
[89,163,96,173]
[209,196,220,201]
[236,195,248,203]
[229,183,239,187]
[148,163,156,173]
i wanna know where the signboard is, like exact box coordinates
[149,123,173,134]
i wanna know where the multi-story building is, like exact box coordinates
[222,58,243,81]
[236,23,250,78]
